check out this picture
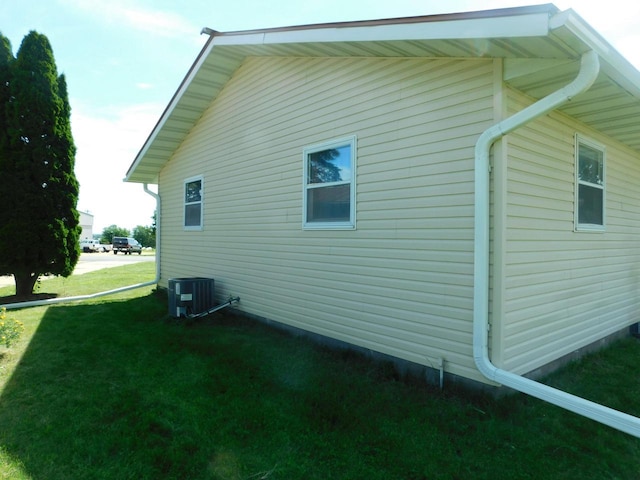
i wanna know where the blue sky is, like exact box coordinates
[1,0,639,232]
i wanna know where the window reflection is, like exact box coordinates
[184,177,203,229]
[185,180,202,203]
[578,144,603,186]
[308,145,351,184]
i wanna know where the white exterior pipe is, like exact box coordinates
[1,281,159,310]
[143,183,161,284]
[474,50,640,437]
[186,296,241,319]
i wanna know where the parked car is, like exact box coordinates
[80,239,100,253]
[80,239,113,253]
[98,243,112,253]
[112,237,142,255]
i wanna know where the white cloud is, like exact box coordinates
[60,0,198,38]
[72,101,162,232]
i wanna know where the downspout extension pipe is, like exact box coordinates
[1,281,160,310]
[474,50,640,438]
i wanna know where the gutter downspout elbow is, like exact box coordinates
[474,51,640,438]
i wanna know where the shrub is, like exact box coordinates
[0,307,24,348]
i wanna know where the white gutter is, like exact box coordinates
[474,50,640,438]
[0,185,162,311]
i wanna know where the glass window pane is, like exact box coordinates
[185,203,201,227]
[578,143,603,186]
[578,184,603,225]
[185,180,202,203]
[308,145,351,184]
[307,184,350,222]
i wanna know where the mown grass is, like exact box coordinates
[0,250,155,300]
[0,262,639,479]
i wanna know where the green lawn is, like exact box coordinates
[0,262,639,479]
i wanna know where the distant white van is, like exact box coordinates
[80,239,110,253]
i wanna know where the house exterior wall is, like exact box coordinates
[498,87,640,375]
[158,56,496,382]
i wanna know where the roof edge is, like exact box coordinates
[127,5,561,183]
[125,32,217,183]
[206,4,559,38]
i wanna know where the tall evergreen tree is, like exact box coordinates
[0,34,12,163]
[0,31,80,297]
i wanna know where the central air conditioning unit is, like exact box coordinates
[168,277,215,318]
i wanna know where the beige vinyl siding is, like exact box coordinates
[159,56,495,381]
[500,87,640,374]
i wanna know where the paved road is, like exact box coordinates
[0,252,155,288]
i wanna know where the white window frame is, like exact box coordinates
[184,175,203,231]
[303,136,357,230]
[575,135,605,232]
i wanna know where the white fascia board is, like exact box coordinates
[212,33,268,46]
[212,12,552,47]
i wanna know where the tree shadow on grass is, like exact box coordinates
[1,293,348,479]
[1,292,58,303]
[0,293,245,479]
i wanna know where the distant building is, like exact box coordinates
[79,211,94,240]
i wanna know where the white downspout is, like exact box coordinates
[0,184,162,310]
[143,183,161,284]
[474,50,640,438]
